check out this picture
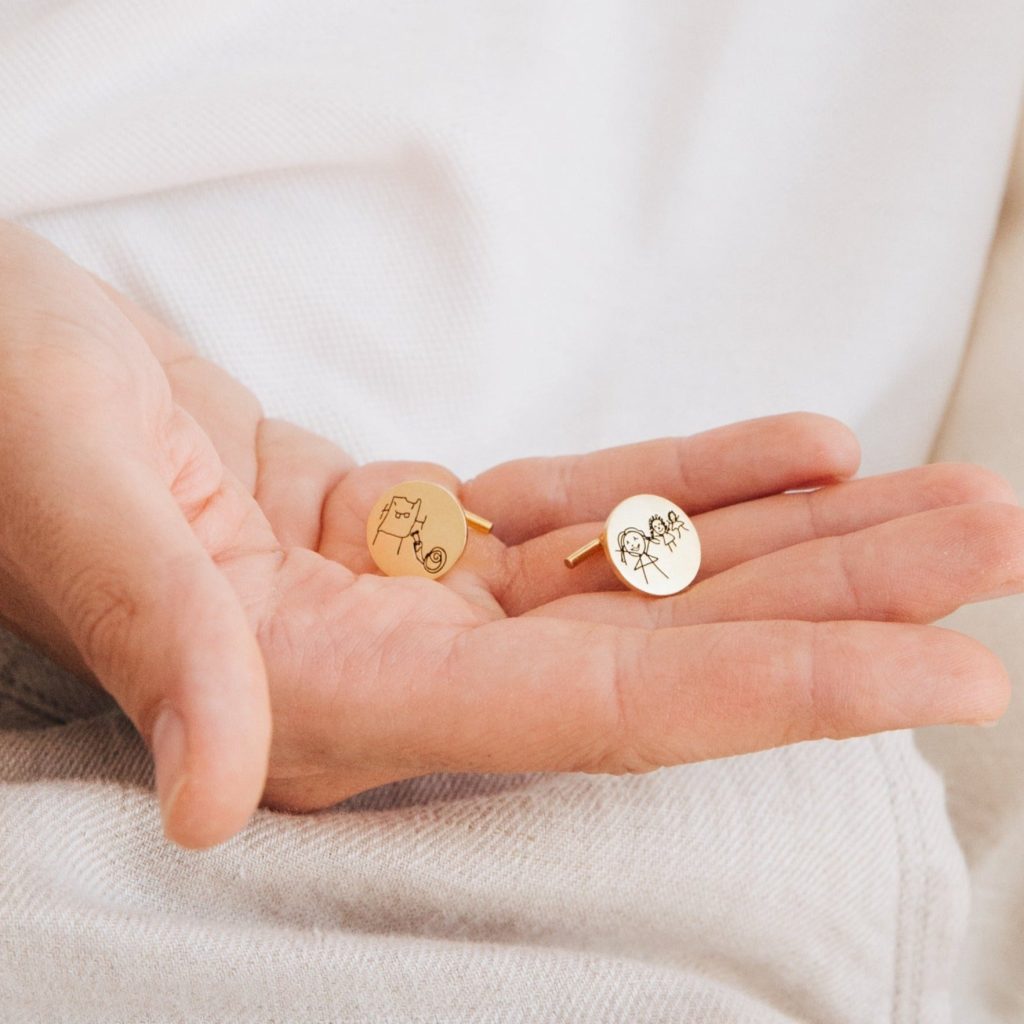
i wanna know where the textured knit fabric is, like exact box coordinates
[0,2,1022,1021]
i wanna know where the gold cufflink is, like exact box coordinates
[564,494,701,596]
[366,480,493,579]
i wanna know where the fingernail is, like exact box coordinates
[151,703,189,834]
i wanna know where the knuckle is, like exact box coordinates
[833,531,876,616]
[161,408,228,516]
[586,631,662,775]
[803,485,828,538]
[550,457,579,528]
[798,621,844,742]
[493,541,525,612]
[456,471,485,513]
[670,443,698,509]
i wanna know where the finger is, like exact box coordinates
[97,276,361,548]
[531,502,1024,629]
[92,274,267,491]
[492,461,1019,614]
[433,618,1009,772]
[0,409,272,851]
[252,419,355,549]
[684,461,1018,575]
[0,222,274,848]
[274,613,1009,809]
[460,412,861,545]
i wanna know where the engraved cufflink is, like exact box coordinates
[366,480,493,579]
[564,494,701,596]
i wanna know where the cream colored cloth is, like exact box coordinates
[0,3,1022,1021]
[916,115,1024,1023]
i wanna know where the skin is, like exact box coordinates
[1,219,1022,851]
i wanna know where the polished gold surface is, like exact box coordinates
[564,493,701,597]
[366,480,469,579]
[563,538,602,568]
[465,510,493,534]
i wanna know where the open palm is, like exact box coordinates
[2,220,1019,850]
[117,283,1021,822]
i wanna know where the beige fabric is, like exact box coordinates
[916,110,1024,1023]
[0,638,968,1022]
[0,4,1021,1022]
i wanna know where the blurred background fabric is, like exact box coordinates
[0,2,1022,1020]
[917,112,1024,1024]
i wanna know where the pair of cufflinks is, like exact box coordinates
[367,481,701,597]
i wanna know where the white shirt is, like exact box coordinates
[0,3,1022,1020]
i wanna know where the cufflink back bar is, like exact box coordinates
[367,480,492,580]
[564,493,701,596]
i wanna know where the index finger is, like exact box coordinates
[461,412,860,545]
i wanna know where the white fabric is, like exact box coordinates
[0,2,1021,1020]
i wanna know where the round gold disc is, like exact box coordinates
[366,480,468,580]
[603,494,701,596]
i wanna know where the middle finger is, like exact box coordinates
[527,500,1024,628]
[487,462,1017,615]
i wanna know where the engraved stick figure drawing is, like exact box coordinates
[617,527,669,585]
[648,514,676,552]
[666,510,690,542]
[374,495,448,574]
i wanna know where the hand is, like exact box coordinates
[278,423,1021,811]
[2,221,1020,855]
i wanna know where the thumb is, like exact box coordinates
[5,446,271,850]
[0,219,270,848]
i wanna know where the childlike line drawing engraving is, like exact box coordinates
[666,510,690,541]
[411,528,447,574]
[617,526,669,585]
[374,495,448,574]
[616,508,692,586]
[648,514,676,552]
